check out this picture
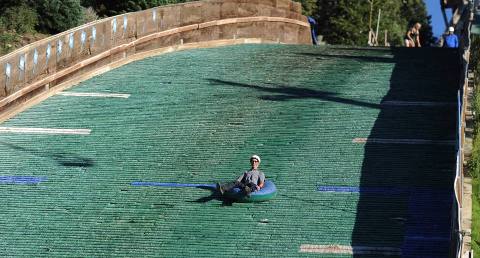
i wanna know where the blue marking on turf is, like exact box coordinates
[0,176,46,185]
[131,182,216,188]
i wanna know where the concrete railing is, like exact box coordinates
[0,0,311,121]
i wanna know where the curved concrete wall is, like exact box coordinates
[0,0,311,120]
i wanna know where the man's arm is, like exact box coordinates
[257,173,265,190]
[236,173,245,183]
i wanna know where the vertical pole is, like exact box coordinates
[368,0,373,45]
[441,5,449,30]
[384,30,388,46]
[369,0,373,31]
[375,9,381,46]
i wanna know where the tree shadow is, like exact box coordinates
[296,52,397,63]
[207,79,380,109]
[0,141,94,168]
[329,46,393,52]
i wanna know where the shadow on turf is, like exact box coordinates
[349,47,460,256]
[329,47,392,52]
[0,141,94,168]
[296,52,396,63]
[207,79,380,109]
[187,186,234,206]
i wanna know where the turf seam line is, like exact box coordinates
[0,127,91,135]
[299,245,401,255]
[57,92,130,98]
[353,138,456,145]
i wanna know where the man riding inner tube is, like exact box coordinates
[217,155,265,196]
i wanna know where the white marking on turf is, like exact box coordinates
[352,138,455,145]
[299,245,401,255]
[57,92,130,98]
[0,127,91,135]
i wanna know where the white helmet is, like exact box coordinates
[250,155,261,163]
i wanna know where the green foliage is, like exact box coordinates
[1,3,38,34]
[469,35,480,179]
[471,91,480,179]
[0,0,25,13]
[0,1,36,55]
[470,35,480,254]
[293,0,317,16]
[471,35,480,74]
[82,0,194,17]
[0,30,19,55]
[34,0,84,34]
[320,1,372,45]
[314,0,435,46]
[82,6,98,24]
[473,178,480,254]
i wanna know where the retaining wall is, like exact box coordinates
[451,1,473,257]
[0,0,311,121]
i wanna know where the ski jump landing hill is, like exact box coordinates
[0,0,474,257]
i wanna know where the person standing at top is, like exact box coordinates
[217,155,265,196]
[443,26,459,48]
[405,23,422,47]
[307,16,318,45]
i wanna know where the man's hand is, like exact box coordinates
[258,181,264,189]
[256,185,260,191]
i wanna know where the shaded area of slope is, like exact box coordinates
[350,47,459,258]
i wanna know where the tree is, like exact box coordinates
[33,0,84,34]
[294,0,317,16]
[1,3,38,34]
[374,1,406,46]
[314,0,435,46]
[0,19,20,55]
[0,0,26,13]
[82,0,193,17]
[314,1,372,45]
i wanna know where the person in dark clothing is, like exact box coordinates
[307,16,318,45]
[217,155,265,196]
